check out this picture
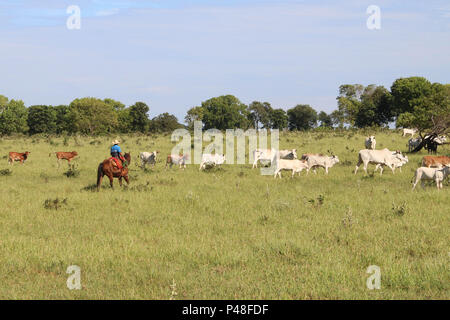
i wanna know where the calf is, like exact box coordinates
[365,136,376,150]
[273,159,308,179]
[306,155,339,174]
[421,156,450,168]
[375,154,408,174]
[51,151,78,167]
[166,154,188,170]
[8,151,30,165]
[199,154,225,171]
[252,149,297,168]
[412,166,450,190]
[139,151,159,168]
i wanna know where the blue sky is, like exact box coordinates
[0,0,449,122]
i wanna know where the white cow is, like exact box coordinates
[408,138,422,152]
[412,165,450,190]
[365,136,376,150]
[375,154,408,174]
[199,154,225,171]
[165,154,188,169]
[306,155,339,174]
[354,149,404,175]
[402,128,417,137]
[273,159,308,179]
[139,151,158,168]
[252,148,297,168]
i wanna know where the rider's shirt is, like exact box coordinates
[111,145,122,155]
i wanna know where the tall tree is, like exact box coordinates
[128,102,150,132]
[201,95,250,130]
[185,106,205,130]
[248,101,273,129]
[54,105,71,134]
[0,99,29,135]
[27,105,57,134]
[354,86,393,128]
[270,108,288,130]
[150,113,183,132]
[336,84,364,126]
[68,97,118,135]
[287,104,317,131]
[391,77,433,116]
[318,111,333,128]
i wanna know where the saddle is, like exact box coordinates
[109,157,123,170]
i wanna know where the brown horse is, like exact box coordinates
[97,152,131,191]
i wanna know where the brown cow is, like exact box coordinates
[8,151,30,165]
[50,151,78,167]
[422,156,450,168]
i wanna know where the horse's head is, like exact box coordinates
[124,152,131,164]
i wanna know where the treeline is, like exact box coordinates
[0,97,183,136]
[185,77,449,132]
[1,76,448,136]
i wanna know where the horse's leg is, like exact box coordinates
[107,174,114,189]
[119,177,123,187]
[124,176,130,185]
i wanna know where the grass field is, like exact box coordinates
[0,130,448,299]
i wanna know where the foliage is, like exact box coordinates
[150,113,183,132]
[318,111,333,128]
[27,105,57,135]
[68,97,118,135]
[0,98,29,135]
[185,106,205,130]
[129,102,150,132]
[287,104,317,131]
[201,95,251,130]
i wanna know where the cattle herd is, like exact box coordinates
[5,129,450,190]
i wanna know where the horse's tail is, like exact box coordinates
[97,163,104,189]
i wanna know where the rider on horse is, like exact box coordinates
[111,140,127,168]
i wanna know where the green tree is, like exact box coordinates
[270,108,288,129]
[68,97,117,135]
[287,104,318,131]
[128,102,150,132]
[354,86,393,128]
[0,95,8,108]
[27,105,57,135]
[116,108,132,133]
[330,109,345,128]
[391,77,432,116]
[336,84,364,126]
[54,105,72,134]
[396,82,449,132]
[201,95,250,130]
[104,98,125,111]
[248,101,273,129]
[0,99,29,135]
[185,106,205,130]
[149,113,183,132]
[318,111,333,128]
